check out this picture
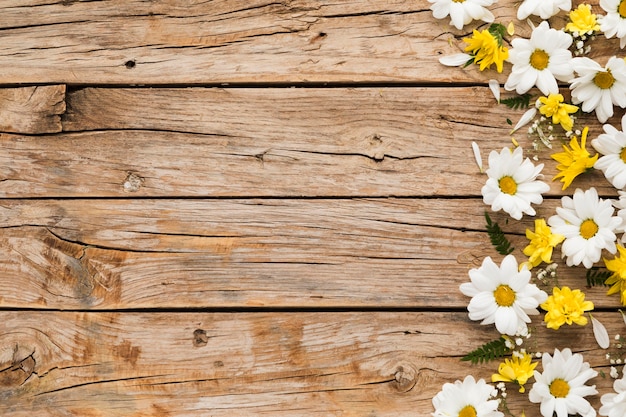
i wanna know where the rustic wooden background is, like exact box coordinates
[1,1,625,415]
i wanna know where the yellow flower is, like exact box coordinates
[565,4,600,35]
[523,219,565,269]
[541,286,594,330]
[604,245,626,306]
[492,353,538,393]
[463,29,509,73]
[537,94,579,132]
[551,127,598,190]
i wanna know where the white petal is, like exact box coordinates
[439,53,472,67]
[591,315,610,349]
[472,141,483,173]
[511,108,537,133]
[489,79,501,103]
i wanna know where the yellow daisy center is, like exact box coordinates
[452,0,465,2]
[619,0,626,18]
[458,405,477,417]
[530,49,549,70]
[549,378,570,398]
[499,176,517,195]
[594,70,615,89]
[620,147,626,163]
[580,219,599,239]
[494,284,516,307]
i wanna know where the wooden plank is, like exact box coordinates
[0,311,620,416]
[0,87,614,198]
[0,85,65,134]
[0,0,617,85]
[0,198,618,310]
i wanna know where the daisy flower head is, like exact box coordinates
[604,244,626,305]
[481,146,550,220]
[463,25,509,73]
[517,0,571,20]
[504,21,574,95]
[570,56,626,123]
[429,0,495,30]
[492,352,538,393]
[592,114,626,189]
[537,93,579,132]
[529,348,598,417]
[566,3,601,35]
[548,187,622,268]
[541,286,594,329]
[599,0,626,48]
[600,366,626,417]
[460,255,548,336]
[432,375,503,417]
[551,126,598,190]
[523,218,565,268]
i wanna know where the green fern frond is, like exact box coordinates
[485,212,514,255]
[462,336,511,364]
[500,94,532,110]
[488,23,507,47]
[586,267,612,287]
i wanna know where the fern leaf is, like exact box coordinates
[501,94,532,110]
[586,267,612,287]
[485,212,514,255]
[487,23,507,47]
[462,337,510,364]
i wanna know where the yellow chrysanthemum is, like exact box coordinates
[551,127,598,190]
[541,286,594,330]
[565,4,600,35]
[604,245,626,306]
[492,353,538,393]
[523,219,565,269]
[463,29,509,73]
[537,93,579,132]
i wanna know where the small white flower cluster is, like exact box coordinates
[571,32,595,56]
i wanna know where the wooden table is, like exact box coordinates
[1,1,623,415]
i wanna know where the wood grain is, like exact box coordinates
[0,0,618,85]
[0,198,620,310]
[0,86,616,198]
[0,85,65,134]
[0,311,622,416]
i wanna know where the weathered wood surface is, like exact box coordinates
[0,85,65,134]
[0,0,618,85]
[2,0,625,415]
[0,311,622,416]
[0,86,617,198]
[0,198,618,310]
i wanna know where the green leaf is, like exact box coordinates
[586,267,612,287]
[462,336,511,364]
[506,118,512,125]
[485,212,514,255]
[488,23,507,47]
[501,94,532,110]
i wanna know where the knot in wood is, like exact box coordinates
[193,329,209,347]
[123,172,143,192]
[392,363,417,393]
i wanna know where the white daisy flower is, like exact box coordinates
[548,187,622,268]
[481,146,549,220]
[529,348,598,417]
[599,0,626,48]
[460,255,548,336]
[601,366,626,417]
[517,0,572,20]
[570,56,626,123]
[429,0,496,30]
[592,114,626,188]
[432,375,503,417]
[504,21,574,95]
